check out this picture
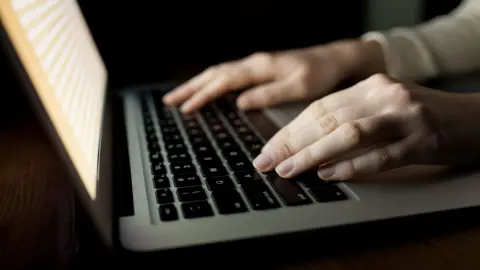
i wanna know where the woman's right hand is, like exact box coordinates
[163,39,385,114]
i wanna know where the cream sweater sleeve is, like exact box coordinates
[362,0,480,82]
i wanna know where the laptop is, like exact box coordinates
[2,0,480,253]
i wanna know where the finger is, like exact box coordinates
[317,133,422,181]
[236,80,298,110]
[272,114,405,178]
[254,106,369,172]
[179,68,249,113]
[179,55,276,113]
[163,67,217,105]
[262,92,360,152]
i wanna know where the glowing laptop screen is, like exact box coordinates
[0,0,107,199]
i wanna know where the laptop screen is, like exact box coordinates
[0,0,107,200]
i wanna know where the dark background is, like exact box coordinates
[76,0,366,88]
[1,0,464,113]
[73,0,462,88]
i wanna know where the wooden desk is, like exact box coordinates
[2,85,480,270]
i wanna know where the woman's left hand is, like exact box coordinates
[252,73,480,181]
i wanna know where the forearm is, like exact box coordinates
[362,0,480,82]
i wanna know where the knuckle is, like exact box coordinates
[340,122,362,145]
[281,141,295,157]
[409,103,426,117]
[216,73,231,85]
[294,77,309,96]
[250,52,273,66]
[373,147,392,169]
[317,114,339,134]
[409,103,430,130]
[368,73,392,85]
[390,83,412,104]
[310,100,327,118]
[306,145,317,161]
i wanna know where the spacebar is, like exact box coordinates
[266,175,312,206]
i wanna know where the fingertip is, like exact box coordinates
[162,94,173,104]
[180,103,194,114]
[236,96,251,110]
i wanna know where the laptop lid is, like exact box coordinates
[0,0,113,246]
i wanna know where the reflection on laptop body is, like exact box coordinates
[2,0,480,252]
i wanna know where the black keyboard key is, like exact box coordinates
[206,176,235,190]
[216,138,236,149]
[153,175,170,189]
[161,126,178,134]
[196,153,222,166]
[151,163,166,175]
[177,186,208,202]
[159,204,178,221]
[212,190,248,214]
[170,162,196,175]
[232,118,244,127]
[144,124,155,134]
[189,135,208,145]
[173,173,202,187]
[148,141,160,152]
[227,158,253,171]
[146,132,157,143]
[210,123,225,133]
[241,133,260,143]
[158,118,176,127]
[309,186,348,202]
[214,131,231,140]
[223,149,247,160]
[235,125,250,134]
[168,152,190,163]
[143,115,153,126]
[242,182,280,210]
[194,144,214,154]
[165,143,186,152]
[298,170,331,187]
[180,113,196,121]
[225,111,238,120]
[156,188,174,204]
[149,150,163,163]
[162,133,183,143]
[181,201,214,219]
[184,120,199,129]
[186,128,205,137]
[245,143,263,153]
[201,164,228,177]
[234,171,264,185]
[266,175,312,206]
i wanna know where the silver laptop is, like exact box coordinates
[2,0,480,252]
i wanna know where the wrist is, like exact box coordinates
[320,39,386,82]
[434,93,480,164]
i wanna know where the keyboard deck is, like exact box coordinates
[139,91,348,222]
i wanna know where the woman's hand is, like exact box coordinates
[252,73,480,181]
[162,39,384,113]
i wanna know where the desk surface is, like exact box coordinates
[2,79,480,270]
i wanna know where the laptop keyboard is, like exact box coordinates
[139,91,348,222]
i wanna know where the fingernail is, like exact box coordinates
[276,160,294,177]
[253,153,273,170]
[318,167,335,179]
